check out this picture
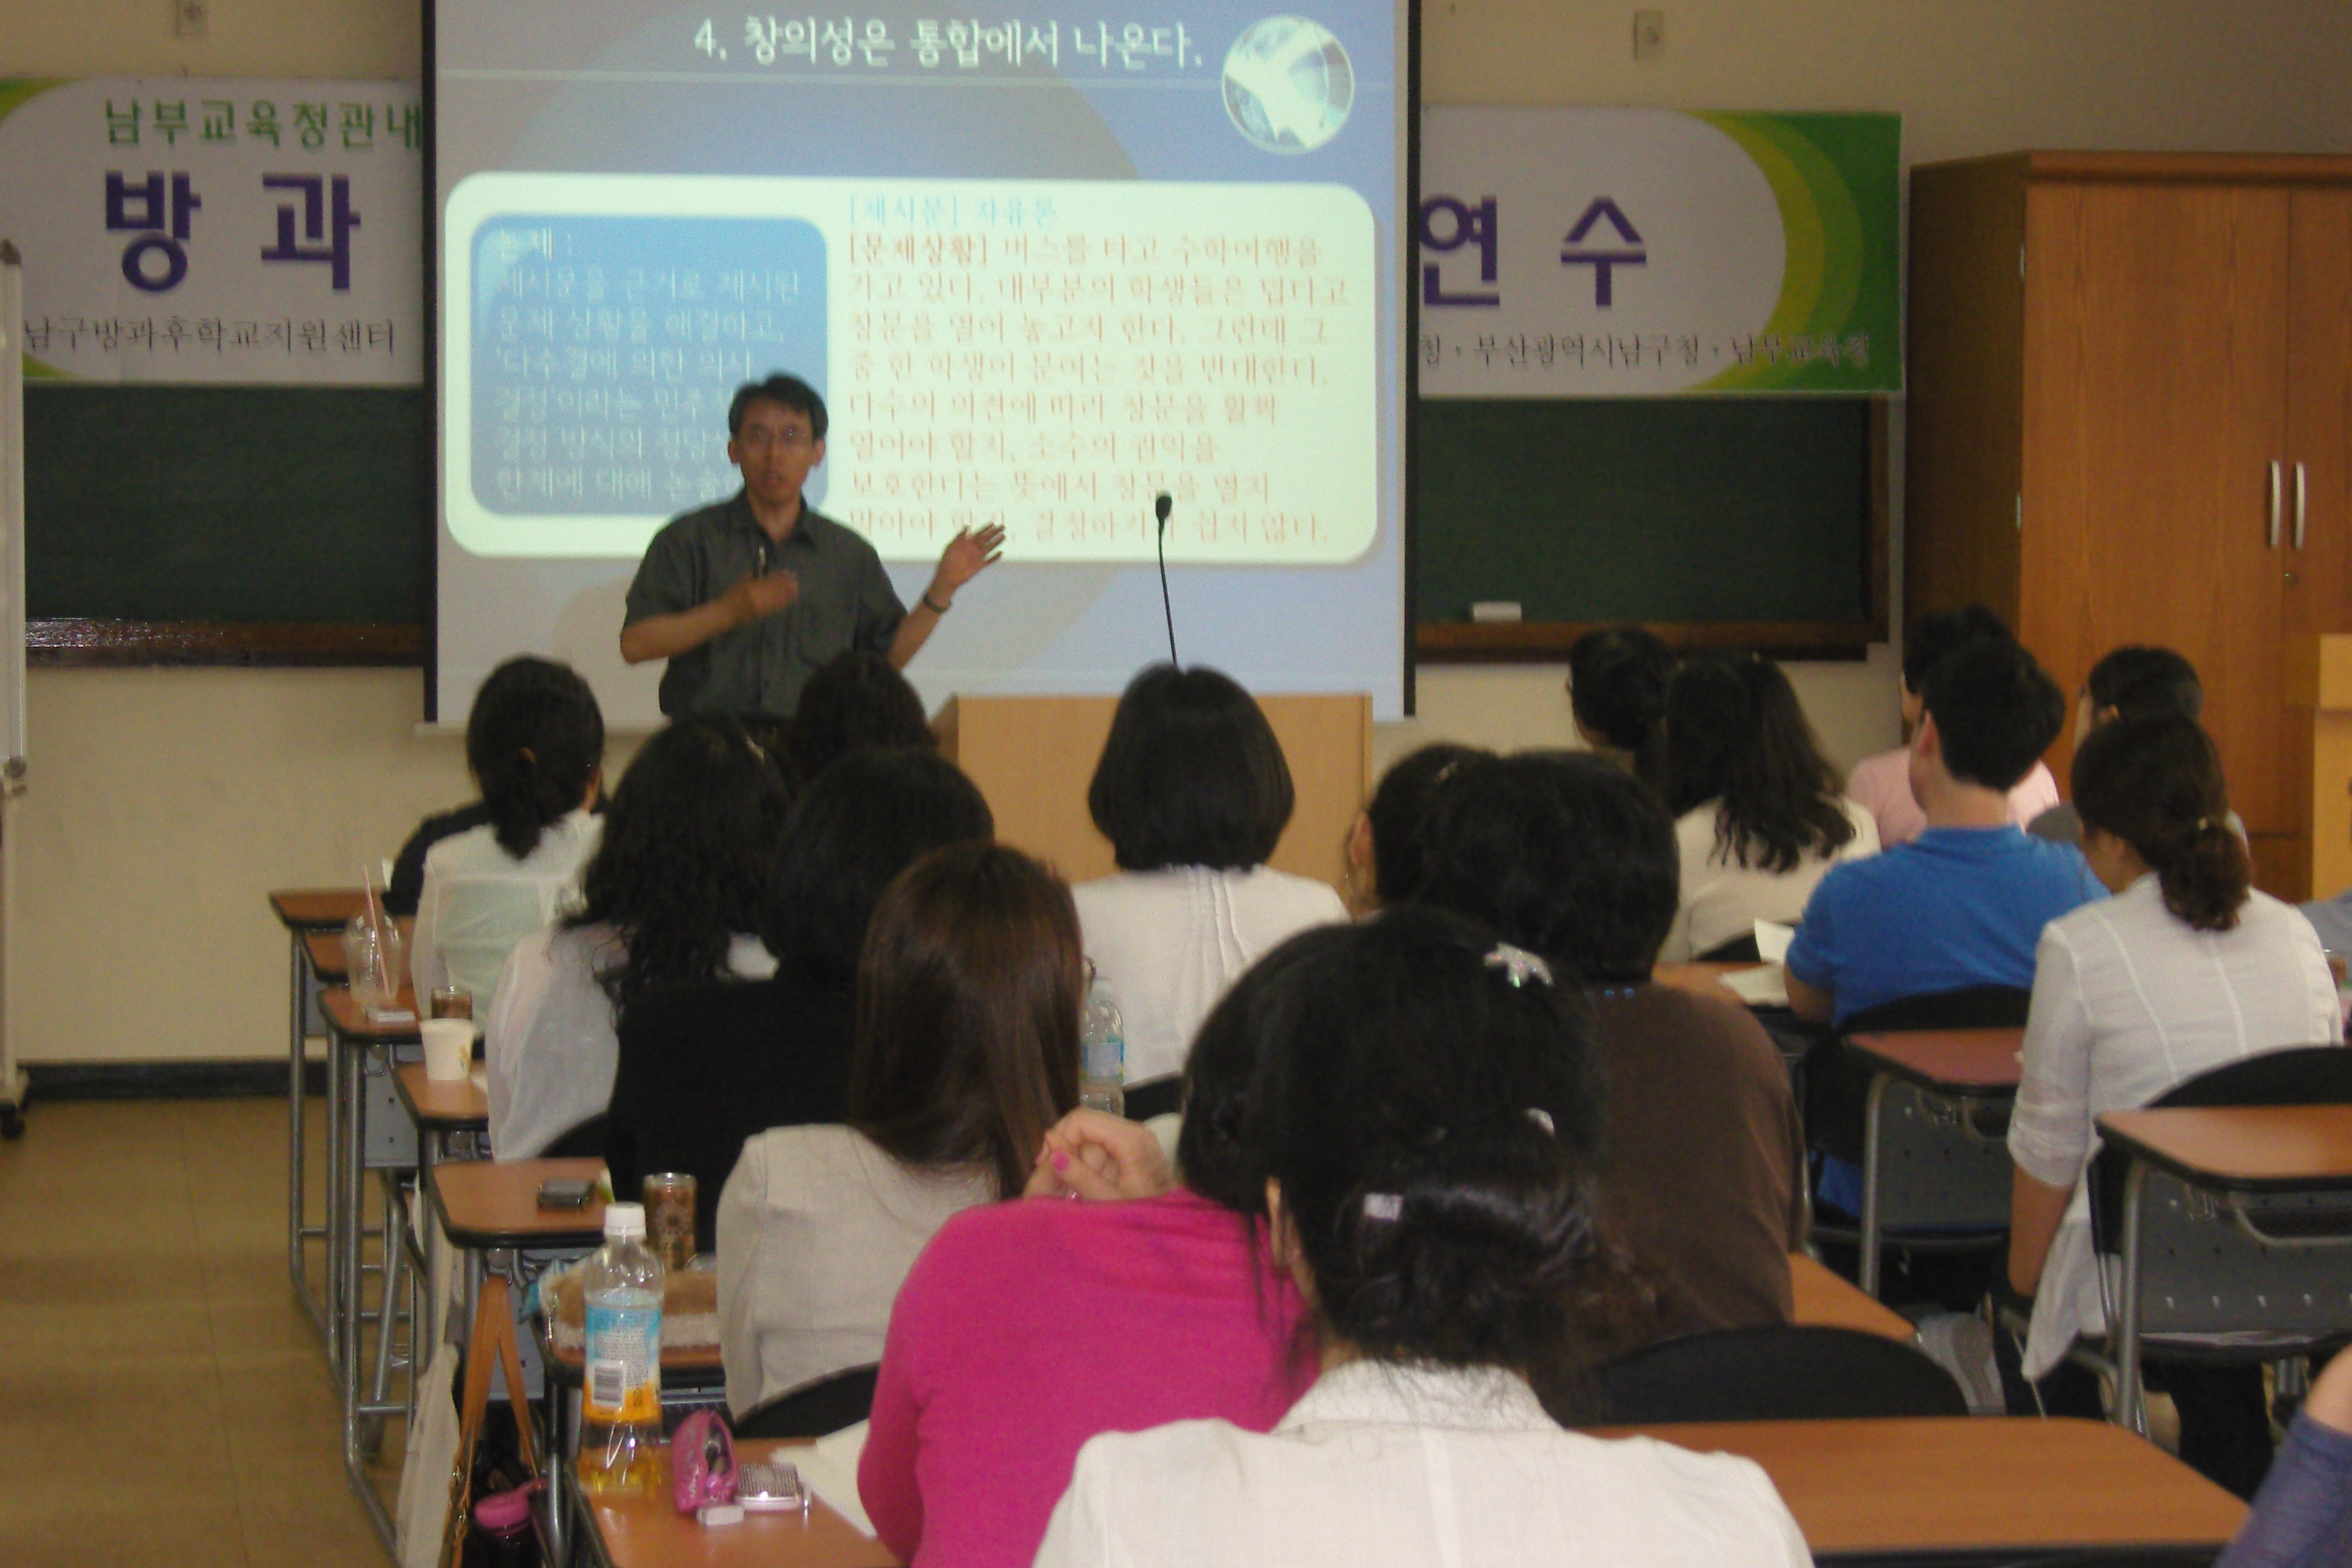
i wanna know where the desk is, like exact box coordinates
[1605,1415,2243,1559]
[580,1419,2241,1568]
[268,887,367,1343]
[585,1441,894,1568]
[306,929,350,983]
[391,1061,489,1359]
[1788,1253,1915,1342]
[318,983,422,1550]
[1653,961,1762,1004]
[2096,1104,2352,1434]
[1841,1028,2023,1296]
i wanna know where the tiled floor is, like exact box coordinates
[0,1095,398,1568]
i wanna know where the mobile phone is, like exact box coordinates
[738,1461,808,1513]
[535,1177,594,1209]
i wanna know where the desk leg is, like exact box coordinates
[286,933,329,1340]
[1858,1071,1888,1298]
[324,1025,347,1373]
[2116,1158,2150,1437]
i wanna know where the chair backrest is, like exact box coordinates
[2088,1043,2352,1338]
[1596,1324,1968,1423]
[1804,985,2031,1170]
[1121,1077,1183,1123]
[730,1363,881,1439]
[1696,932,1763,964]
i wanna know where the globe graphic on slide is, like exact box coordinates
[1222,17,1354,153]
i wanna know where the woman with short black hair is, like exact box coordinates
[1033,909,1809,1568]
[1072,664,1345,1086]
[1655,652,1876,962]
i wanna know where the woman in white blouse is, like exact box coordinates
[484,713,789,1158]
[410,656,605,1015]
[1072,665,1345,1087]
[1655,651,1876,963]
[1035,908,1809,1568]
[2006,714,2338,1498]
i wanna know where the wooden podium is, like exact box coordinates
[934,692,1371,888]
[2287,636,2352,904]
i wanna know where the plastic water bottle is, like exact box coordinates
[1080,977,1126,1117]
[576,1201,668,1496]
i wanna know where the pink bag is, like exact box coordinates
[670,1410,738,1513]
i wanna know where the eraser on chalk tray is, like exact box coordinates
[1469,602,1523,623]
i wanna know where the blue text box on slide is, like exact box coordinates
[444,172,1378,566]
[467,214,827,522]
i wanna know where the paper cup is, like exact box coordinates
[421,1019,473,1081]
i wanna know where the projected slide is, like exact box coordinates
[433,0,1407,722]
[444,175,1378,563]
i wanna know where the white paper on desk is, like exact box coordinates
[1720,963,1789,1009]
[1752,921,1795,964]
[791,1420,875,1537]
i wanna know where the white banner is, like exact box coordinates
[0,77,422,385]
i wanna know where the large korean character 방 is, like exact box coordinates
[261,174,362,290]
[292,102,329,149]
[1418,195,1499,307]
[104,98,140,146]
[152,101,190,146]
[247,100,282,146]
[106,172,201,293]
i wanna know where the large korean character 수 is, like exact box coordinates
[106,171,201,292]
[261,174,361,290]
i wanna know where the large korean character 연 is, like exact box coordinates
[261,174,362,291]
[105,171,201,293]
[1418,195,1499,307]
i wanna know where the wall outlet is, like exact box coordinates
[1633,8,1665,60]
[175,0,208,37]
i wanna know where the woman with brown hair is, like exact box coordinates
[2006,713,2338,1496]
[717,841,1083,1416]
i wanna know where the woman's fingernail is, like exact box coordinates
[1051,1150,1071,1172]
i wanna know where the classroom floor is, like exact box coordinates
[0,1095,397,1568]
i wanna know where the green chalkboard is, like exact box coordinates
[24,383,427,627]
[1413,397,1881,646]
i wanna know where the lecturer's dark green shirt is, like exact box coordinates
[623,491,905,718]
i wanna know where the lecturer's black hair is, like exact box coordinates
[728,373,829,441]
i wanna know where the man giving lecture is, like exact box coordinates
[620,373,1004,718]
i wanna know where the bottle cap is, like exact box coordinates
[604,1201,647,1241]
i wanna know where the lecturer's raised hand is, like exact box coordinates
[928,522,1007,604]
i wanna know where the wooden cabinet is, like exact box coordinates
[1907,153,2352,898]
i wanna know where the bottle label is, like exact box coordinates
[584,1301,662,1422]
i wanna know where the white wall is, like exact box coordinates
[6,0,2349,1060]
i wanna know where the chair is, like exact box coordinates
[1805,986,2030,1296]
[2087,1043,2352,1435]
[730,1363,881,1439]
[1121,1077,1184,1123]
[539,1114,608,1160]
[1597,1324,1969,1423]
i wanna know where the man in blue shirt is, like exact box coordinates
[1787,637,2105,1028]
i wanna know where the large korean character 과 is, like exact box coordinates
[1418,195,1499,307]
[105,171,201,293]
[261,174,362,290]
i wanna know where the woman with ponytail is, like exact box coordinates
[1034,909,1808,1568]
[411,656,606,1015]
[2006,714,2338,1497]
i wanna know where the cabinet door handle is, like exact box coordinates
[2270,460,2283,548]
[2296,461,2309,550]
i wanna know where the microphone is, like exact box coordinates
[1153,492,1178,667]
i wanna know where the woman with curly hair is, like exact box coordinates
[1654,651,1876,962]
[485,713,789,1157]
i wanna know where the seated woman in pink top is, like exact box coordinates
[1848,605,2058,846]
[856,944,1319,1568]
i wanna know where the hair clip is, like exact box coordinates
[1361,1192,1403,1222]
[1484,943,1554,989]
[1525,1108,1555,1136]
